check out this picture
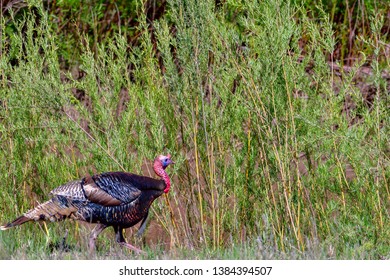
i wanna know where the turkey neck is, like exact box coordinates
[153,162,171,193]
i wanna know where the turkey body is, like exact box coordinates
[1,154,174,254]
[53,172,165,228]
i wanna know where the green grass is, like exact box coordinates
[0,0,389,259]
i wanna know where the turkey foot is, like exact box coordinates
[118,242,146,255]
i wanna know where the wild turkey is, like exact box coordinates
[0,154,174,254]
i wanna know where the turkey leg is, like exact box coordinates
[114,226,145,254]
[89,223,108,254]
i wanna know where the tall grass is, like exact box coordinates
[0,0,389,259]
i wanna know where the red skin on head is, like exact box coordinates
[153,155,173,193]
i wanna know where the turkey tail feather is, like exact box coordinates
[1,215,31,230]
[1,196,78,230]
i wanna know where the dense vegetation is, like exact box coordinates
[0,0,389,259]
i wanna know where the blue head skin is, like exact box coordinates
[160,154,174,169]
